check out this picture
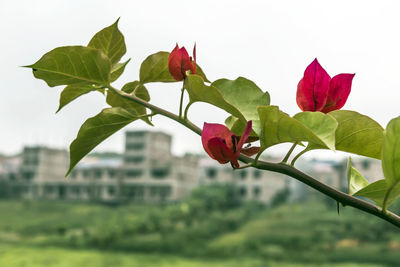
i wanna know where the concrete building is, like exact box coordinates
[7,131,375,205]
[199,157,291,204]
[119,131,199,202]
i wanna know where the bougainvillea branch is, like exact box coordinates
[25,19,400,228]
[107,84,400,228]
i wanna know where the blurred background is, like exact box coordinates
[1,0,400,266]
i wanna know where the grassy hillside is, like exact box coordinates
[0,185,399,266]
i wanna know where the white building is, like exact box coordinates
[8,131,372,205]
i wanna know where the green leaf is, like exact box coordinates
[212,77,270,135]
[88,18,126,64]
[57,84,97,113]
[139,51,175,83]
[184,75,246,122]
[106,81,152,125]
[139,51,209,84]
[347,156,400,208]
[67,107,140,175]
[110,59,130,82]
[382,117,400,185]
[332,111,384,159]
[306,111,384,159]
[257,106,338,151]
[381,116,400,209]
[354,180,400,207]
[347,157,370,195]
[26,46,111,87]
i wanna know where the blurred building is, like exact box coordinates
[10,131,199,203]
[118,131,198,202]
[199,156,291,204]
[4,131,380,204]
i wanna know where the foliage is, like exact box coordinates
[25,19,400,225]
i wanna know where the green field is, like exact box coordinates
[0,245,386,267]
[0,186,399,266]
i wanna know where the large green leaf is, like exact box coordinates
[184,75,246,122]
[110,59,130,82]
[354,180,400,208]
[382,116,400,185]
[306,111,384,159]
[26,46,111,87]
[257,106,338,151]
[347,157,400,208]
[106,81,152,125]
[139,51,209,84]
[212,77,270,135]
[67,107,140,175]
[88,18,126,65]
[332,111,384,159]
[381,116,400,208]
[56,85,97,113]
[347,157,370,195]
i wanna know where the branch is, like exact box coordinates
[107,85,400,228]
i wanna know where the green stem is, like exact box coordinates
[291,147,308,166]
[106,84,400,229]
[282,142,298,163]
[382,181,399,213]
[183,102,192,121]
[179,85,185,118]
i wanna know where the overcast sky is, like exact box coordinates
[1,0,400,159]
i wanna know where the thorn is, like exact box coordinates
[337,201,340,216]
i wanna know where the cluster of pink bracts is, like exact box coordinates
[168,45,355,168]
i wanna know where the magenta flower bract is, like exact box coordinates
[201,121,258,168]
[168,44,196,81]
[296,58,355,113]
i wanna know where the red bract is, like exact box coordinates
[201,121,259,168]
[168,44,196,81]
[296,58,355,113]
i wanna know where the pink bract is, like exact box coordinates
[201,121,258,168]
[296,58,355,113]
[168,44,196,81]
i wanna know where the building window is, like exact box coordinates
[125,156,145,163]
[70,170,77,179]
[361,159,371,170]
[239,187,247,197]
[126,170,143,178]
[206,168,217,179]
[151,168,170,178]
[82,170,90,178]
[126,143,145,150]
[108,187,116,196]
[71,187,80,195]
[239,170,247,179]
[253,170,261,179]
[253,186,261,197]
[94,169,102,179]
[108,169,116,178]
[45,186,54,194]
[22,171,34,180]
[127,131,145,137]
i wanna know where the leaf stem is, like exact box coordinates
[179,84,185,118]
[382,181,399,213]
[106,84,400,229]
[291,147,308,166]
[282,142,298,163]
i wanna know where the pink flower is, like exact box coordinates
[296,58,355,113]
[201,121,258,168]
[168,44,196,81]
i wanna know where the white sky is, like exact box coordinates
[1,0,400,158]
